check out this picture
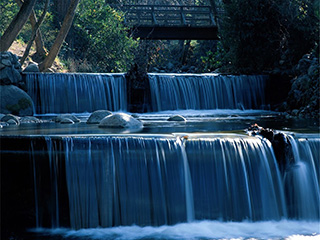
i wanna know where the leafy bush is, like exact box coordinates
[218,0,319,74]
[72,0,138,72]
[0,0,19,36]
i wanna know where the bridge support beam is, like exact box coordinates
[129,26,219,40]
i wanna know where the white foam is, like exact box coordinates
[30,220,320,240]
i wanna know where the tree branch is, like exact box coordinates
[20,0,49,65]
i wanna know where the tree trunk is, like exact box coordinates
[53,0,71,23]
[39,0,80,72]
[20,0,49,65]
[15,0,47,58]
[0,0,37,52]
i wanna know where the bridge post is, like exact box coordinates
[151,6,157,25]
[180,6,187,26]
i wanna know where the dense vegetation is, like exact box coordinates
[1,0,319,73]
[218,0,319,74]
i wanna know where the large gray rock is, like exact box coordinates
[87,110,112,124]
[60,118,75,124]
[0,85,34,116]
[99,113,143,129]
[0,52,22,84]
[53,114,80,123]
[1,114,20,125]
[20,116,41,124]
[23,63,39,73]
[167,115,186,122]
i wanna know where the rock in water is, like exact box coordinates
[87,110,112,124]
[99,113,143,129]
[0,85,34,116]
[20,116,41,124]
[60,118,75,124]
[1,114,20,125]
[167,115,187,122]
[53,114,80,123]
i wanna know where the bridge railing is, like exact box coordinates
[119,4,216,27]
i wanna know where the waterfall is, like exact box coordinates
[185,136,286,221]
[31,134,310,230]
[26,73,267,113]
[285,135,320,220]
[148,74,267,111]
[176,137,195,222]
[26,73,127,114]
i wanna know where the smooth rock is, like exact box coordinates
[60,118,75,124]
[54,114,80,123]
[23,63,40,72]
[0,52,22,84]
[1,114,20,123]
[0,85,34,116]
[20,116,41,124]
[7,119,20,125]
[0,122,9,127]
[87,110,112,124]
[99,113,143,129]
[0,63,5,70]
[1,59,11,66]
[0,66,22,84]
[167,115,186,122]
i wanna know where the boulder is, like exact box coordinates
[307,62,319,78]
[99,113,143,129]
[167,115,186,122]
[53,114,80,123]
[1,114,20,125]
[23,63,39,72]
[20,116,41,124]
[0,52,22,85]
[0,122,9,128]
[87,110,112,124]
[0,85,34,116]
[7,119,20,125]
[291,109,299,116]
[60,118,75,124]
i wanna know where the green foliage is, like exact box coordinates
[217,0,319,74]
[72,0,138,72]
[200,41,225,72]
[0,0,19,35]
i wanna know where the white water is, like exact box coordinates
[176,137,195,222]
[26,73,127,114]
[149,74,267,111]
[285,135,320,220]
[30,220,320,239]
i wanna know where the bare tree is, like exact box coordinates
[14,0,47,58]
[39,0,80,71]
[20,0,49,65]
[0,0,37,52]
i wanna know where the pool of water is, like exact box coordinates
[1,110,319,240]
[1,110,319,136]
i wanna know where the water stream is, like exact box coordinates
[2,73,319,240]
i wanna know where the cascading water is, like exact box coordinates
[285,135,320,220]
[25,73,268,114]
[186,137,287,221]
[148,74,267,111]
[31,134,319,231]
[26,73,127,114]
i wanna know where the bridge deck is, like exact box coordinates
[118,4,219,40]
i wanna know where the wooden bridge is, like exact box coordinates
[113,3,219,40]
